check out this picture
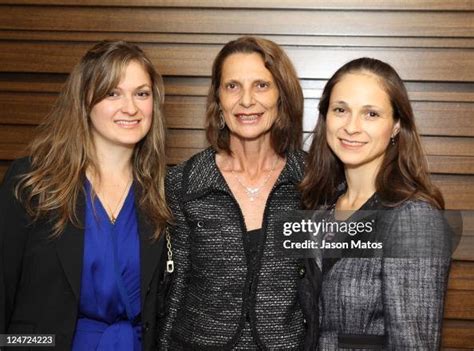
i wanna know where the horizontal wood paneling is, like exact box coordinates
[432,175,474,211]
[1,42,473,82]
[442,320,474,348]
[0,2,472,348]
[0,0,472,11]
[0,6,472,37]
[448,261,474,290]
[445,290,474,320]
[2,31,474,49]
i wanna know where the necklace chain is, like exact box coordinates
[99,177,132,224]
[230,156,279,202]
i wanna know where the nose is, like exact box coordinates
[239,87,255,108]
[121,96,138,115]
[343,115,361,135]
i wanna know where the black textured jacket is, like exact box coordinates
[158,147,307,350]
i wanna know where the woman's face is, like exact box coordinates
[218,52,279,143]
[89,60,153,151]
[326,72,399,172]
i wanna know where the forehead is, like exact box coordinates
[331,72,390,106]
[220,52,274,81]
[117,60,151,86]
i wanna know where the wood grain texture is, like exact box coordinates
[3,31,474,49]
[442,320,474,348]
[448,261,474,290]
[1,42,473,82]
[0,0,473,11]
[0,1,473,347]
[0,6,472,37]
[445,290,474,320]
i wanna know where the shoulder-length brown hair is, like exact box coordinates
[15,40,171,239]
[300,57,444,209]
[206,36,303,155]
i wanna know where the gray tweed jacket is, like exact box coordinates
[313,194,452,350]
[157,147,307,350]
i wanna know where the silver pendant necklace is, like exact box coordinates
[230,156,279,201]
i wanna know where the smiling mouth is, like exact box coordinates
[115,119,141,126]
[339,138,367,146]
[235,113,264,122]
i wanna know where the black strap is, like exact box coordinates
[338,334,386,349]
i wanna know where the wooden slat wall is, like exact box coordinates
[0,1,473,348]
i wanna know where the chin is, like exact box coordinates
[231,128,271,141]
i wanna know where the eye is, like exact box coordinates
[225,83,237,90]
[136,90,151,98]
[333,107,346,114]
[367,111,380,118]
[107,90,120,98]
[256,81,269,89]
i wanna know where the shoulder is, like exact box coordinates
[165,148,214,185]
[285,149,307,178]
[390,199,441,222]
[165,147,216,200]
[382,199,451,257]
[1,157,31,185]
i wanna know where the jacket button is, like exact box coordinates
[298,266,305,277]
[143,322,150,333]
[146,285,151,294]
[197,221,204,228]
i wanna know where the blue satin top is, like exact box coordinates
[72,181,142,351]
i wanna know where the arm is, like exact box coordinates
[157,164,192,349]
[381,201,451,350]
[0,159,31,333]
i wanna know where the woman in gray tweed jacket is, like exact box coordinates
[158,36,308,350]
[300,57,452,350]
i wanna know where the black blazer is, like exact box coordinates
[0,158,167,351]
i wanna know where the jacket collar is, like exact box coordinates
[182,147,305,201]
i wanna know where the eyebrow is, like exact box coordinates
[135,84,151,89]
[362,104,382,109]
[115,84,151,90]
[331,101,383,110]
[331,100,348,106]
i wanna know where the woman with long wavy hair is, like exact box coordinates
[300,57,451,350]
[0,40,171,351]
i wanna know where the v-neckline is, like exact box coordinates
[85,178,133,226]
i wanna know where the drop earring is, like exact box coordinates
[218,111,226,130]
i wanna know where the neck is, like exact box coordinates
[224,135,278,177]
[90,144,134,182]
[343,161,379,207]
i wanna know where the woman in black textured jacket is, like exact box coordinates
[158,36,308,350]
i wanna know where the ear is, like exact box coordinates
[391,120,400,138]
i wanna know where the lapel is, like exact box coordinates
[135,185,164,306]
[53,183,163,305]
[54,190,86,300]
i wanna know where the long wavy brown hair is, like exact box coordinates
[15,40,171,239]
[300,57,444,210]
[206,36,303,156]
